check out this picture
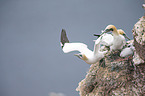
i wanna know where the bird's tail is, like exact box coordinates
[60,29,69,48]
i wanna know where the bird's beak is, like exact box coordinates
[74,54,79,56]
[103,29,112,33]
[94,28,112,37]
[123,34,130,40]
[94,30,107,37]
[100,29,111,35]
[74,54,80,58]
[74,54,83,59]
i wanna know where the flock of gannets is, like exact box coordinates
[60,25,134,65]
[100,25,128,51]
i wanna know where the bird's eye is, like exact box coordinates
[110,28,113,31]
[105,28,113,32]
[79,54,83,57]
[128,45,131,47]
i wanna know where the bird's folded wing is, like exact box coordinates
[101,34,113,46]
[62,43,88,53]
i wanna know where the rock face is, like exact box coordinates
[76,16,145,96]
[133,16,145,64]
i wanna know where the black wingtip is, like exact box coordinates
[61,29,69,48]
[94,34,101,37]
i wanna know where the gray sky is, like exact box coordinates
[0,0,144,96]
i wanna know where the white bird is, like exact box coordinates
[94,33,113,47]
[94,29,130,49]
[60,29,107,64]
[117,29,130,40]
[120,41,135,57]
[100,25,128,51]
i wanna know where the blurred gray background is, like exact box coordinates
[0,0,144,96]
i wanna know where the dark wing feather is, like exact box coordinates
[61,29,69,48]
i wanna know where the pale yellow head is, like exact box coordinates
[82,54,88,60]
[117,29,125,35]
[117,29,130,40]
[104,25,117,32]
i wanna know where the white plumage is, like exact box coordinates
[101,25,127,51]
[100,33,113,46]
[120,43,135,57]
[62,43,89,53]
[120,47,133,57]
[61,29,107,64]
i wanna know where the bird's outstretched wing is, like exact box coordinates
[61,29,69,48]
[60,29,90,53]
[62,43,88,53]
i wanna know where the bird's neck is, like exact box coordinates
[82,54,88,60]
[93,43,100,55]
[112,30,119,36]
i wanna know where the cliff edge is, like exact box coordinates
[76,16,145,96]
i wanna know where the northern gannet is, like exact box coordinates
[117,29,130,40]
[94,29,130,49]
[120,41,135,57]
[101,25,127,51]
[60,29,107,64]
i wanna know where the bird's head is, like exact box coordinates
[117,29,125,35]
[118,29,130,40]
[74,53,88,61]
[103,25,117,33]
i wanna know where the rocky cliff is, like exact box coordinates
[76,16,145,96]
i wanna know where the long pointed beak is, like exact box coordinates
[94,29,111,38]
[102,28,113,33]
[74,54,81,59]
[100,32,105,36]
[74,54,79,56]
[100,29,110,35]
[94,30,106,37]
[74,54,80,58]
[123,34,130,40]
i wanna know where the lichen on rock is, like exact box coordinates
[132,16,145,61]
[76,47,135,96]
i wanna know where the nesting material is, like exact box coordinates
[76,48,145,96]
